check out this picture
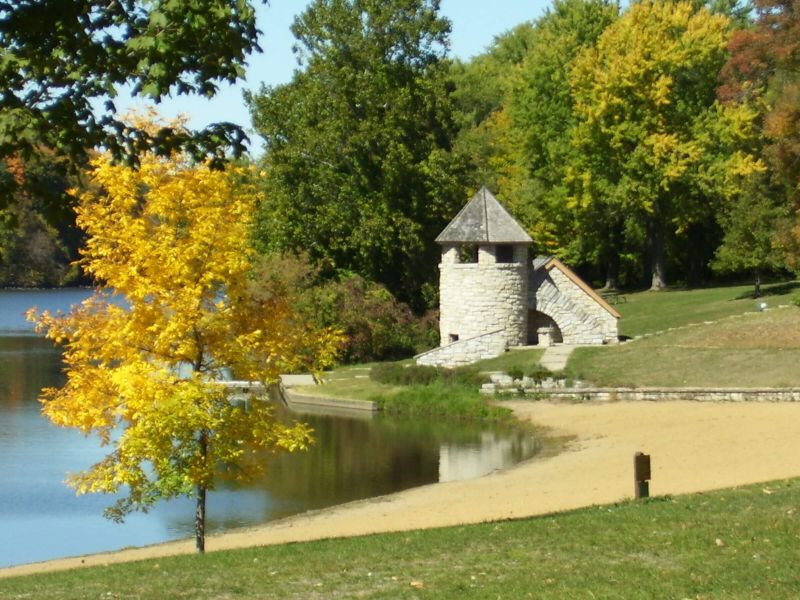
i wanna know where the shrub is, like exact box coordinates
[377,381,513,422]
[506,366,524,381]
[250,255,438,365]
[370,362,488,387]
[370,363,440,386]
[525,364,557,383]
[298,273,436,363]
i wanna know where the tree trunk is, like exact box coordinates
[753,268,761,299]
[687,224,706,288]
[196,483,206,553]
[603,251,620,291]
[196,431,207,553]
[649,224,667,291]
[605,222,624,291]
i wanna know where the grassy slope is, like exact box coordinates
[570,282,800,387]
[615,281,799,338]
[3,478,799,598]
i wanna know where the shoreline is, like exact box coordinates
[5,398,800,579]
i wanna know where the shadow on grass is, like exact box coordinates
[614,280,799,297]
[734,281,800,300]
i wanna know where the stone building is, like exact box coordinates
[415,187,619,368]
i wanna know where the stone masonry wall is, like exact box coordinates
[415,329,507,368]
[439,246,528,348]
[529,267,617,344]
[520,387,800,402]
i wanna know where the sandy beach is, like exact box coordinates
[4,399,800,578]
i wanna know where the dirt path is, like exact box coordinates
[5,400,800,578]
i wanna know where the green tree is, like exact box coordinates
[569,0,762,290]
[0,153,83,286]
[247,0,467,310]
[0,0,265,169]
[712,180,789,297]
[507,0,618,282]
[449,23,535,194]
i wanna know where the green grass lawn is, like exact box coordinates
[570,304,800,387]
[614,281,800,338]
[468,348,544,372]
[4,478,799,598]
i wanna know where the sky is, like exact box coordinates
[125,0,552,154]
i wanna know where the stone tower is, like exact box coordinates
[435,186,532,349]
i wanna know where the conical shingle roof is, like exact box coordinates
[435,186,532,244]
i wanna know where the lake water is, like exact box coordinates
[0,289,538,568]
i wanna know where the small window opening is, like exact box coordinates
[458,244,478,263]
[496,244,515,263]
[449,333,459,343]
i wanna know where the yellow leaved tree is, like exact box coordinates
[27,131,341,552]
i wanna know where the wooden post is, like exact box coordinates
[634,452,651,499]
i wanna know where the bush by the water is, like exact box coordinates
[370,362,487,387]
[250,254,439,364]
[305,274,439,363]
[367,362,500,421]
[378,381,512,422]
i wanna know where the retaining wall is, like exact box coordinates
[511,387,800,402]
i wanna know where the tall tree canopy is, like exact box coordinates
[507,0,619,271]
[28,132,341,552]
[0,0,264,168]
[719,0,800,195]
[247,0,467,309]
[449,22,535,194]
[719,0,800,267]
[568,0,762,289]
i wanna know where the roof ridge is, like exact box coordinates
[435,186,532,244]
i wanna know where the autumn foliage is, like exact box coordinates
[28,146,342,551]
[719,0,800,199]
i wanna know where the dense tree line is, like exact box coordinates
[247,0,798,307]
[0,153,84,287]
[5,0,799,307]
[451,0,792,293]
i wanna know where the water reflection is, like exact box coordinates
[439,431,538,482]
[0,290,539,568]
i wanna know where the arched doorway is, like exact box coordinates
[527,310,564,345]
